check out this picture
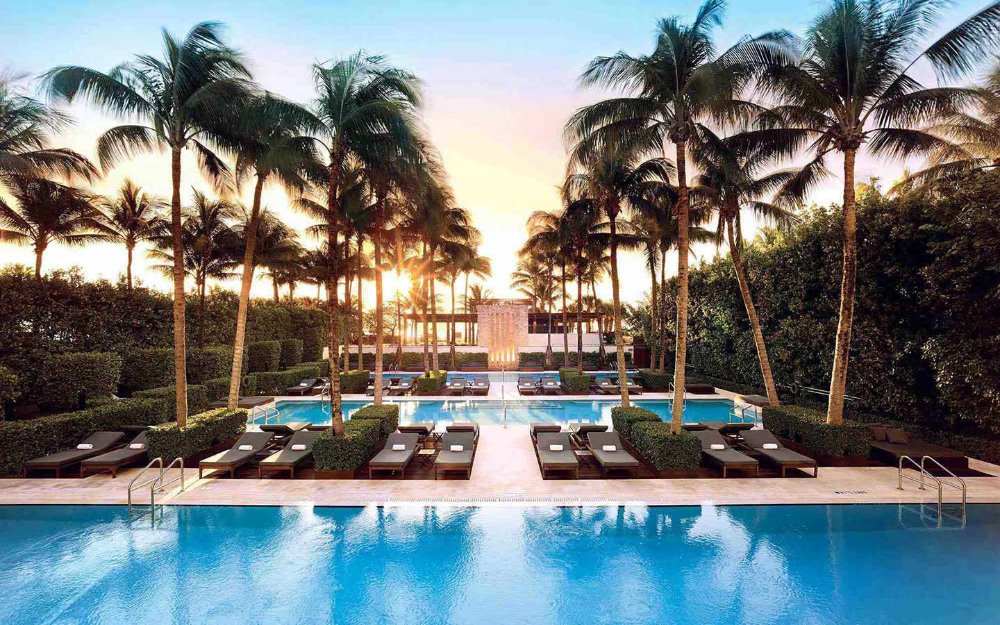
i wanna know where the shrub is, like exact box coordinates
[187,346,233,383]
[637,369,672,391]
[0,365,18,405]
[279,339,304,369]
[145,408,247,461]
[0,398,168,476]
[251,364,323,395]
[350,404,399,436]
[561,372,591,394]
[40,352,122,410]
[300,324,325,361]
[611,406,662,439]
[120,348,174,393]
[313,418,382,471]
[630,422,702,470]
[246,340,281,372]
[558,367,581,379]
[203,376,241,402]
[763,404,870,457]
[414,371,447,395]
[340,369,370,394]
[134,384,209,416]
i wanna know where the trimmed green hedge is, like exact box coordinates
[637,369,672,391]
[134,384,209,416]
[414,371,447,395]
[187,346,233,383]
[630,422,702,470]
[40,352,122,410]
[120,346,235,393]
[145,408,247,461]
[763,404,870,457]
[341,370,370,394]
[247,340,281,372]
[279,339,304,369]
[313,418,383,471]
[0,365,16,405]
[611,405,663,439]
[0,398,169,476]
[300,324,325,362]
[251,364,323,395]
[560,370,591,393]
[351,404,400,436]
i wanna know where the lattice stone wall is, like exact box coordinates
[477,304,529,369]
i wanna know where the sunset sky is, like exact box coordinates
[0,0,985,304]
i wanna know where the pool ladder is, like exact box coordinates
[668,383,688,412]
[250,403,279,425]
[897,455,967,528]
[127,457,185,525]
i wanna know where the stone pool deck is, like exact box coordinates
[2,424,998,509]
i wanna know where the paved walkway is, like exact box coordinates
[2,424,998,509]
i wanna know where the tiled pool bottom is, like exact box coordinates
[266,398,737,426]
[2,504,997,625]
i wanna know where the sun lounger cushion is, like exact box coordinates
[202,432,273,467]
[535,433,579,470]
[259,431,321,468]
[436,433,476,467]
[587,432,641,469]
[871,426,888,441]
[885,428,909,444]
[369,433,420,468]
[26,432,126,469]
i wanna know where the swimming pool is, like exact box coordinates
[267,398,736,426]
[2,504,996,625]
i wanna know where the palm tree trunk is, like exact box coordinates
[421,243,430,375]
[659,253,667,372]
[649,254,659,372]
[373,233,384,406]
[463,273,470,345]
[170,146,189,427]
[227,174,265,408]
[126,243,134,289]
[356,235,363,370]
[430,259,440,372]
[197,276,206,349]
[560,262,569,367]
[449,279,457,370]
[33,242,45,279]
[608,212,629,408]
[827,148,858,425]
[726,216,780,406]
[343,244,353,371]
[576,275,584,367]
[272,278,280,303]
[670,140,689,433]
[326,157,344,435]
[592,278,607,363]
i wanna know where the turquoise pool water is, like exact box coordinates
[267,398,736,426]
[1,504,995,625]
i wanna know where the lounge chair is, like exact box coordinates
[594,378,617,394]
[368,432,421,479]
[80,431,149,478]
[518,376,540,395]
[625,377,643,395]
[740,429,818,477]
[692,430,759,478]
[530,422,562,440]
[259,421,310,443]
[258,430,322,479]
[868,426,968,469]
[285,378,324,396]
[389,377,415,395]
[535,432,580,478]
[365,378,392,396]
[24,431,125,478]
[586,431,641,478]
[398,422,436,443]
[468,376,490,396]
[568,422,608,447]
[446,422,480,442]
[688,421,755,436]
[199,431,274,478]
[445,376,468,396]
[539,376,561,395]
[434,432,477,479]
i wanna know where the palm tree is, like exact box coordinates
[0,176,110,277]
[760,0,1000,424]
[563,144,674,410]
[560,197,606,367]
[0,72,96,184]
[97,179,166,288]
[523,211,561,367]
[44,21,254,426]
[150,190,240,348]
[566,0,781,427]
[235,208,303,301]
[307,51,421,434]
[457,249,492,346]
[225,94,319,408]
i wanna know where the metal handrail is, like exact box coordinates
[127,457,163,511]
[149,457,185,518]
[921,456,967,509]
[898,455,967,526]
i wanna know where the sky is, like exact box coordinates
[0,0,988,304]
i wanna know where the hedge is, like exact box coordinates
[637,369,672,391]
[313,418,383,471]
[40,352,122,410]
[134,384,209,416]
[279,339,304,369]
[611,405,663,439]
[631,422,702,470]
[300,324,325,362]
[247,340,282,372]
[0,365,16,407]
[0,398,169,476]
[340,370,369,394]
[350,404,400,437]
[145,408,247,461]
[204,376,255,401]
[187,346,233,383]
[120,346,235,393]
[414,371,447,394]
[762,404,870,457]
[251,364,323,395]
[560,370,591,394]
